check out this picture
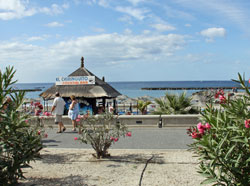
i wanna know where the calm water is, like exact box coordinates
[12,81,242,99]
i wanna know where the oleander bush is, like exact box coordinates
[0,66,43,185]
[187,73,250,185]
[77,113,131,159]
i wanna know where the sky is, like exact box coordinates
[0,0,250,83]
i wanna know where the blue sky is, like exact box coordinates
[0,0,250,83]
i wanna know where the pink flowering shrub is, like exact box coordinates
[187,73,250,185]
[77,113,131,159]
[0,67,43,184]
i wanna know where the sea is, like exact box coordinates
[12,81,243,100]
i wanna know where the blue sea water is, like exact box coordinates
[12,81,242,99]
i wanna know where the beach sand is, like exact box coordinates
[19,148,204,186]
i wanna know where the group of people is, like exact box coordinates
[51,92,79,133]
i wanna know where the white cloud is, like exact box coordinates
[126,0,146,6]
[98,0,110,7]
[27,36,45,42]
[124,29,132,34]
[92,27,105,33]
[174,0,250,33]
[142,30,151,34]
[0,0,36,20]
[46,22,64,27]
[185,23,191,27]
[163,4,195,21]
[118,15,133,24]
[200,27,226,41]
[151,23,176,32]
[39,3,69,15]
[115,6,149,20]
[0,0,68,20]
[0,33,186,82]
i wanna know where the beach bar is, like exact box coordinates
[39,57,121,115]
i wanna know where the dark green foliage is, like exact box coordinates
[188,73,250,185]
[154,92,198,114]
[137,100,151,114]
[0,66,43,185]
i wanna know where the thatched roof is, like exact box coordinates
[40,57,121,99]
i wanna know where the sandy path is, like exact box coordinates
[19,148,204,186]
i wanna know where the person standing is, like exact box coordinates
[68,95,79,131]
[51,92,66,133]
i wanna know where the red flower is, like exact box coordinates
[37,131,41,135]
[114,138,119,142]
[38,104,43,109]
[191,132,201,139]
[76,119,80,122]
[244,119,250,128]
[126,132,132,137]
[74,137,78,140]
[34,102,40,106]
[44,133,48,138]
[110,137,115,141]
[219,95,226,104]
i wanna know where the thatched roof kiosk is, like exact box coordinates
[40,57,121,114]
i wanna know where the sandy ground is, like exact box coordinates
[18,148,204,186]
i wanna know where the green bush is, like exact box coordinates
[154,92,198,114]
[77,113,131,159]
[0,66,43,185]
[187,73,250,185]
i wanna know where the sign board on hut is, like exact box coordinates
[56,76,95,85]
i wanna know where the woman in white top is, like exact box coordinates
[68,95,79,131]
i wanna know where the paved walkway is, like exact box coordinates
[42,127,193,149]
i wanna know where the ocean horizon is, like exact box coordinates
[12,80,243,100]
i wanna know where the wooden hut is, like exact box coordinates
[39,57,121,114]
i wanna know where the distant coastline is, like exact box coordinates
[13,80,244,99]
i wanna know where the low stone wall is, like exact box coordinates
[31,114,200,127]
[118,115,200,127]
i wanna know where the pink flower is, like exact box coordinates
[191,132,201,139]
[205,123,211,130]
[43,112,51,116]
[126,132,132,137]
[76,119,80,122]
[44,133,48,138]
[25,120,28,123]
[110,137,115,141]
[219,95,226,104]
[77,115,81,119]
[249,79,250,84]
[197,122,204,129]
[198,128,205,134]
[114,138,119,142]
[74,137,78,140]
[244,119,250,128]
[37,131,41,135]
